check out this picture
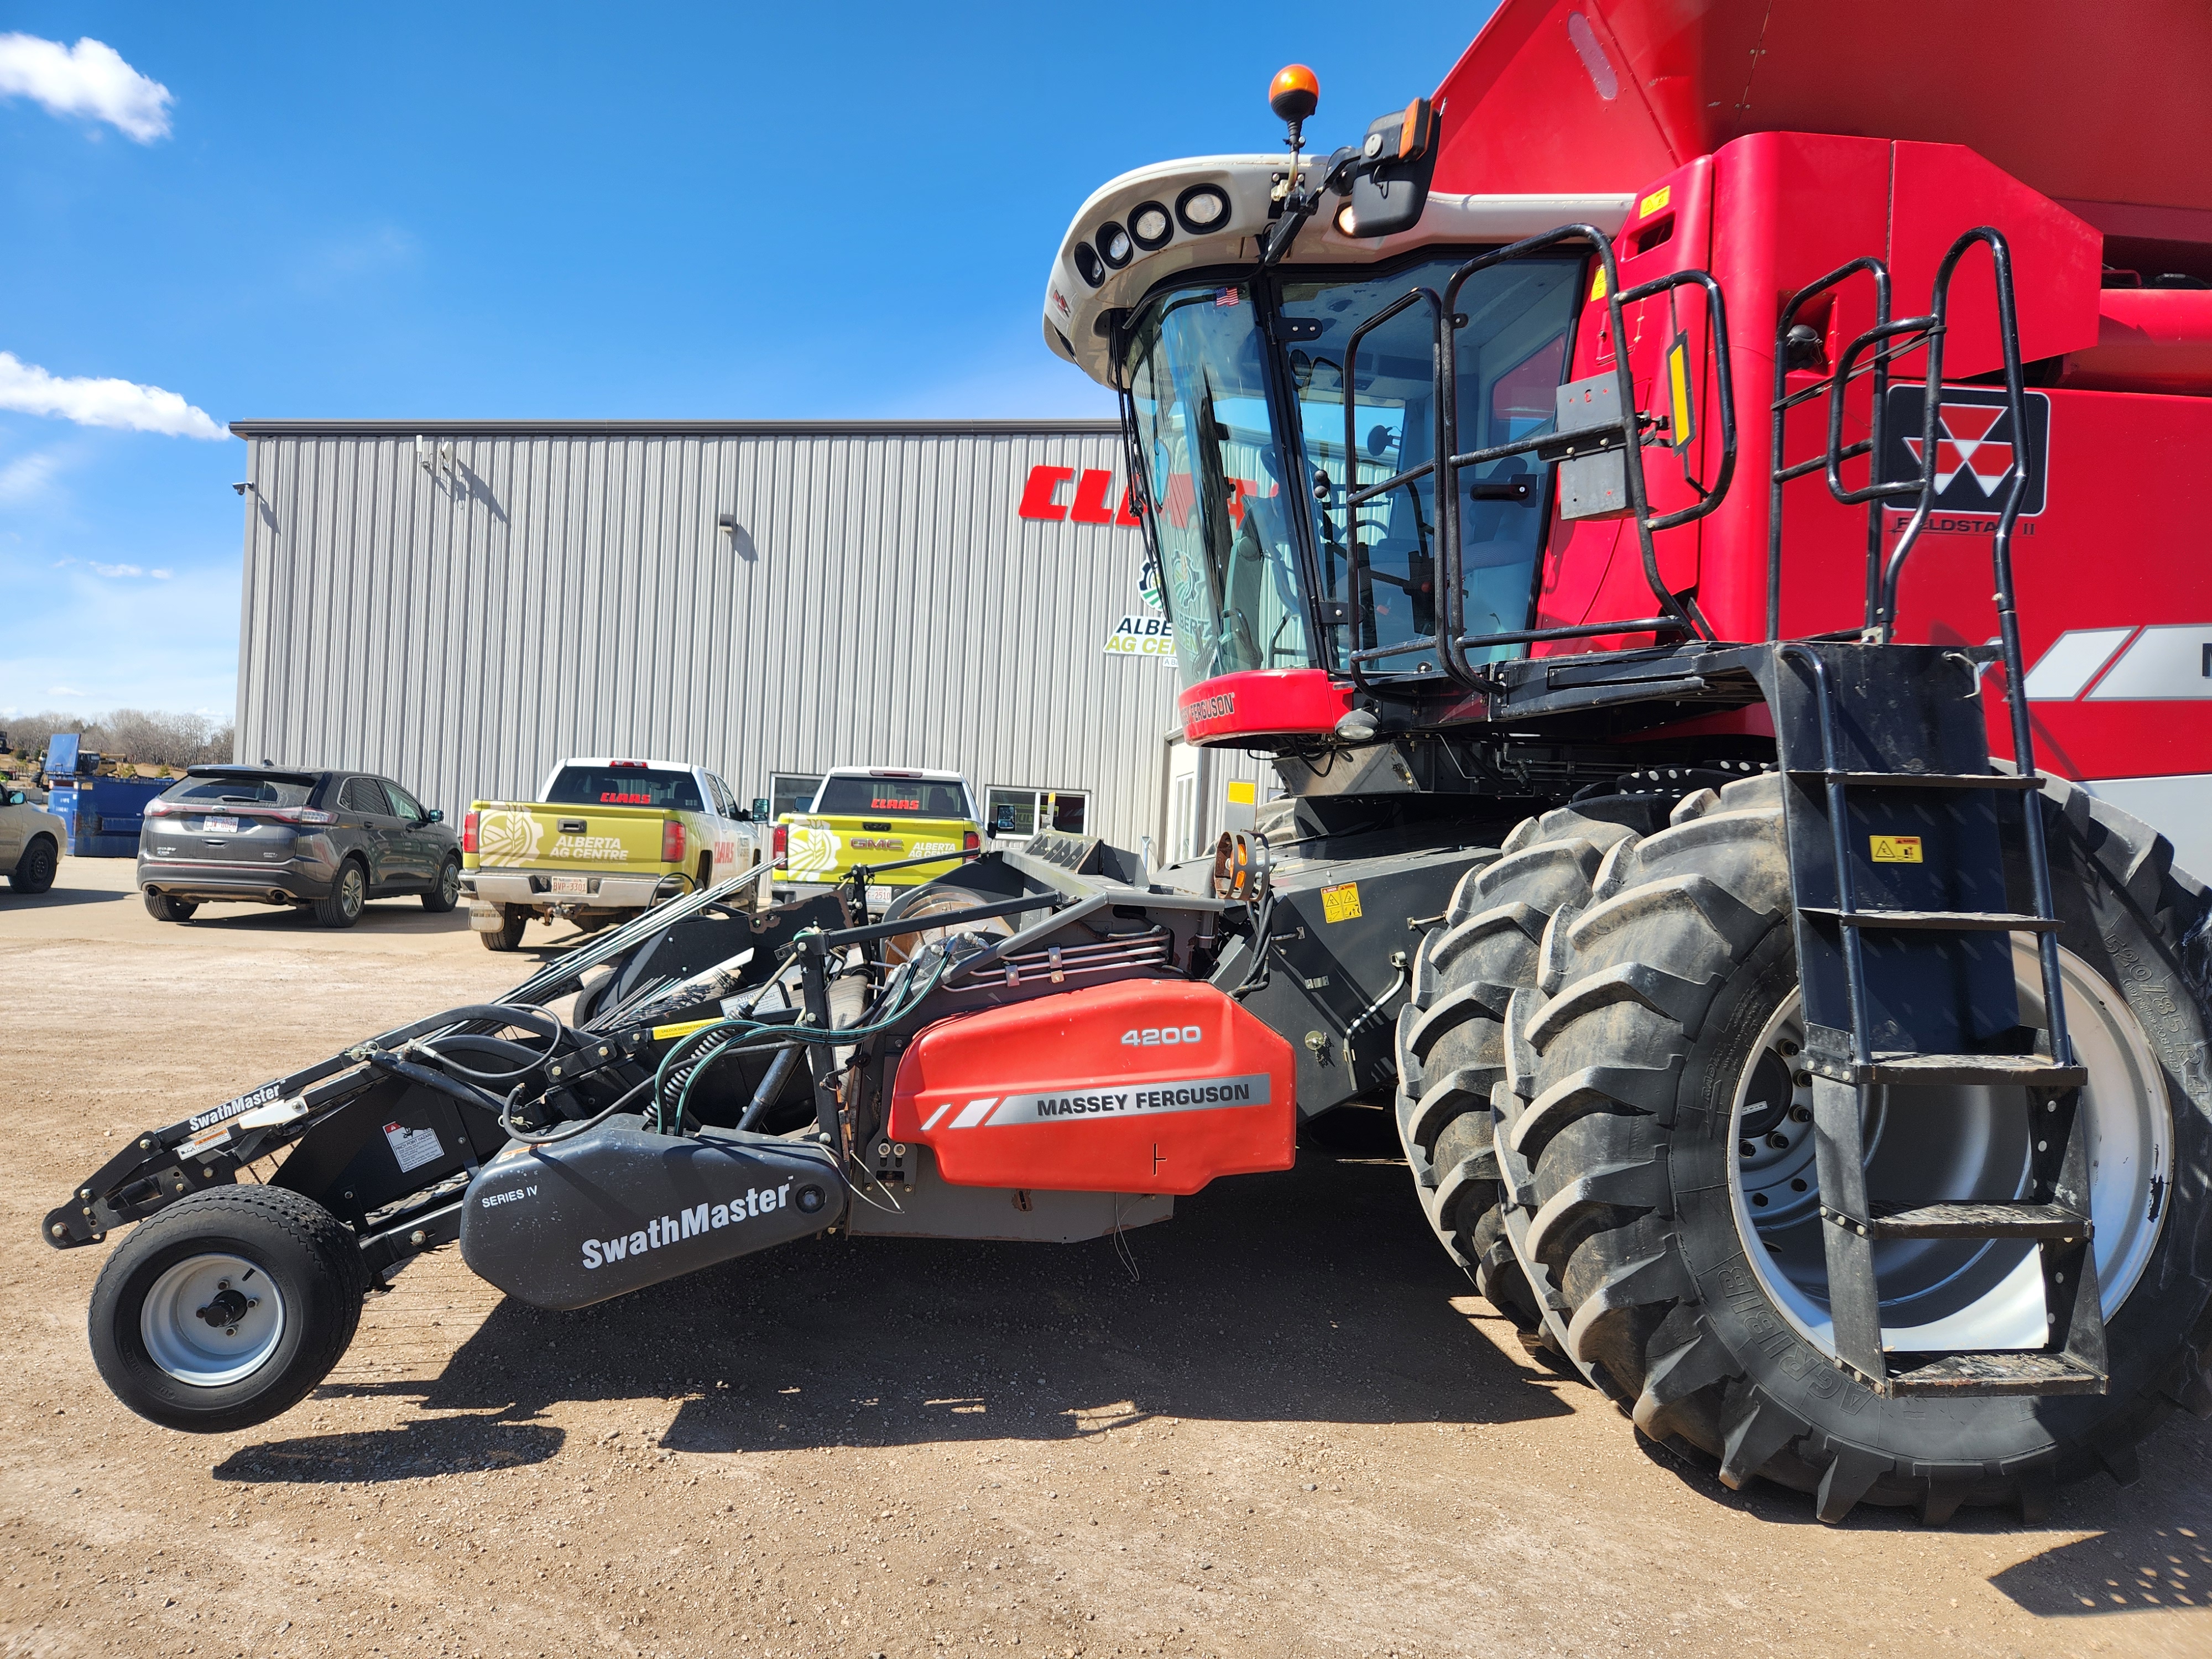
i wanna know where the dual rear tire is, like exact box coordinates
[1397,772,2212,1520]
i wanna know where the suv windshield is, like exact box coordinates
[545,766,703,811]
[810,777,972,818]
[1124,252,1582,683]
[164,773,315,807]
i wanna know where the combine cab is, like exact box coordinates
[46,0,2212,1524]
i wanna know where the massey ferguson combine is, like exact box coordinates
[45,0,2212,1524]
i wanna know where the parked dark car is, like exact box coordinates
[137,765,461,928]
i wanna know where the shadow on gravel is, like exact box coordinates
[1990,1519,2212,1616]
[212,1416,564,1483]
[241,1152,1571,1480]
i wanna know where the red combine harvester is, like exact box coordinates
[45,0,2212,1524]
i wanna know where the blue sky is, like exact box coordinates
[0,4,1494,722]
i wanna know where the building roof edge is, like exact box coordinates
[228,417,1124,439]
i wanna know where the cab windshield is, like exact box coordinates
[1123,253,1581,684]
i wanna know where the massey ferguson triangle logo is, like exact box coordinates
[1902,404,2014,495]
[1878,385,2049,516]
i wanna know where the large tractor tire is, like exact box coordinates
[1500,770,2212,1521]
[1394,802,1655,1330]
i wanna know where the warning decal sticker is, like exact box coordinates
[1321,882,1363,923]
[384,1121,445,1173]
[1869,835,1924,864]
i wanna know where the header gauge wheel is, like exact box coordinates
[88,1187,368,1433]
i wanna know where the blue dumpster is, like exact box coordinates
[45,774,171,857]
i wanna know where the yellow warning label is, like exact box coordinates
[1589,266,1608,301]
[1321,882,1363,924]
[1639,184,1672,218]
[1870,835,1924,864]
[651,1016,723,1041]
[1226,780,1257,805]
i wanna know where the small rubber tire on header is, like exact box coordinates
[88,1186,368,1433]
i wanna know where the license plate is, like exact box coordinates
[550,875,589,895]
[201,816,240,834]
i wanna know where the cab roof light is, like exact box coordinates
[1174,182,1230,235]
[1128,200,1173,251]
[1096,220,1133,270]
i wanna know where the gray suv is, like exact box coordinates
[138,765,462,928]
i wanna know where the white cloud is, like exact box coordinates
[0,450,60,502]
[150,567,171,580]
[0,34,171,142]
[90,561,144,578]
[0,352,224,439]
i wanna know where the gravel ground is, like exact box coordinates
[4,862,2211,1658]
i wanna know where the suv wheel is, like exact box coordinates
[144,892,199,923]
[9,835,58,895]
[311,860,366,929]
[422,855,462,914]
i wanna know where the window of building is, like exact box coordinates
[770,773,824,819]
[987,787,1088,840]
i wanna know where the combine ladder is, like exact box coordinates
[1765,229,2105,1397]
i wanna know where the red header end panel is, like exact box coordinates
[1178,668,1353,746]
[887,981,1296,1196]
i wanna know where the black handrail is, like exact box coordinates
[1798,227,2070,1070]
[1336,223,1738,689]
[1340,286,1448,675]
[1768,256,1892,640]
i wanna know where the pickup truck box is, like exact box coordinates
[461,757,768,951]
[775,768,980,902]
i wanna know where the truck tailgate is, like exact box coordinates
[782,815,967,885]
[472,802,675,874]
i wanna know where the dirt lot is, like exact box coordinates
[4,859,2210,1658]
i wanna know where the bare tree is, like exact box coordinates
[7,709,235,768]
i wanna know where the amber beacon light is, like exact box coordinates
[1269,63,1319,143]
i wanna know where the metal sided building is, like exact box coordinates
[227,418,1270,863]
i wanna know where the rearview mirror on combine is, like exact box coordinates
[1345,97,1437,240]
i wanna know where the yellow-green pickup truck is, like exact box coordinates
[774,768,980,902]
[461,757,768,951]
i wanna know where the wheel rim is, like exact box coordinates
[139,1253,286,1386]
[341,867,363,916]
[1730,940,2172,1355]
[440,862,460,904]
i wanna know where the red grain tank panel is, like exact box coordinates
[886,981,1296,1196]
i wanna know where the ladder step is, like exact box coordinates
[1785,769,2044,791]
[1801,907,2060,933]
[1863,1200,2090,1241]
[1811,1051,2087,1087]
[1881,1352,2106,1397]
